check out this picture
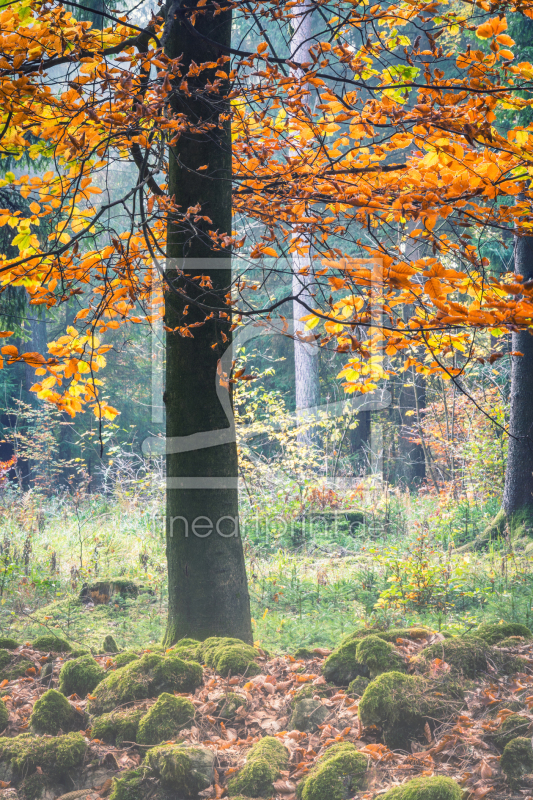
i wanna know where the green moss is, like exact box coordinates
[18,772,52,800]
[291,684,331,708]
[0,732,86,780]
[109,767,149,800]
[498,636,527,647]
[341,627,433,646]
[290,699,329,733]
[30,689,77,735]
[415,636,519,679]
[59,655,105,697]
[114,651,140,668]
[227,736,288,797]
[297,742,368,800]
[355,635,405,678]
[215,645,261,678]
[0,700,7,732]
[203,637,247,667]
[70,647,91,658]
[0,650,33,683]
[102,634,119,653]
[294,647,314,659]
[137,693,195,745]
[91,707,146,746]
[322,640,367,687]
[492,714,531,749]
[476,622,533,645]
[378,776,462,800]
[0,638,19,650]
[172,643,203,662]
[358,672,462,750]
[217,692,246,720]
[146,744,215,795]
[32,635,71,653]
[88,652,203,715]
[501,737,533,784]
[347,676,370,698]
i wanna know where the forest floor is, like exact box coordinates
[0,624,532,799]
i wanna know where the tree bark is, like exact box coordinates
[291,2,320,433]
[502,233,533,532]
[163,0,252,644]
[397,368,426,489]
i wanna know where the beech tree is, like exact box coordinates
[2,0,533,643]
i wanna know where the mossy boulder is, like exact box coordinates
[32,635,71,653]
[415,636,523,679]
[0,650,33,683]
[291,684,332,708]
[0,701,7,733]
[91,707,145,746]
[109,767,149,800]
[355,635,405,678]
[30,689,77,735]
[378,775,462,799]
[216,693,246,720]
[358,672,462,749]
[491,714,531,749]
[227,736,289,797]
[501,737,533,784]
[145,744,215,795]
[0,732,86,781]
[18,771,53,800]
[294,647,314,659]
[290,698,329,733]
[171,638,203,663]
[137,694,195,745]
[59,655,105,697]
[322,640,367,687]
[203,638,260,677]
[102,635,119,653]
[296,742,368,800]
[0,639,19,651]
[88,652,203,715]
[114,651,139,668]
[347,676,370,697]
[476,622,532,645]
[341,627,433,646]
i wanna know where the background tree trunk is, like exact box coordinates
[163,0,252,644]
[502,233,533,532]
[291,2,320,436]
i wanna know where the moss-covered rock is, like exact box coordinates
[88,652,203,715]
[358,672,462,749]
[170,638,203,663]
[202,638,260,677]
[59,655,105,697]
[415,636,523,679]
[291,684,332,709]
[0,701,7,733]
[294,647,314,659]
[347,676,370,698]
[491,714,531,749]
[378,775,462,800]
[146,744,215,796]
[501,737,533,784]
[32,635,71,653]
[137,694,195,745]
[322,640,367,687]
[290,699,329,733]
[0,650,32,683]
[30,689,77,735]
[476,622,532,645]
[341,627,433,646]
[18,771,53,800]
[102,635,119,653]
[355,635,405,678]
[227,736,288,797]
[203,637,247,667]
[216,693,246,720]
[69,648,91,659]
[109,767,148,800]
[296,742,368,800]
[114,651,139,668]
[215,645,261,678]
[91,707,145,746]
[0,639,19,651]
[0,732,86,781]
[497,636,527,647]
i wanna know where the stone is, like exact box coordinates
[290,699,329,733]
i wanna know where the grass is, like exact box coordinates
[1,477,533,654]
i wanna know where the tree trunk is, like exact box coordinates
[397,368,426,489]
[162,0,252,644]
[291,2,319,432]
[502,233,533,532]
